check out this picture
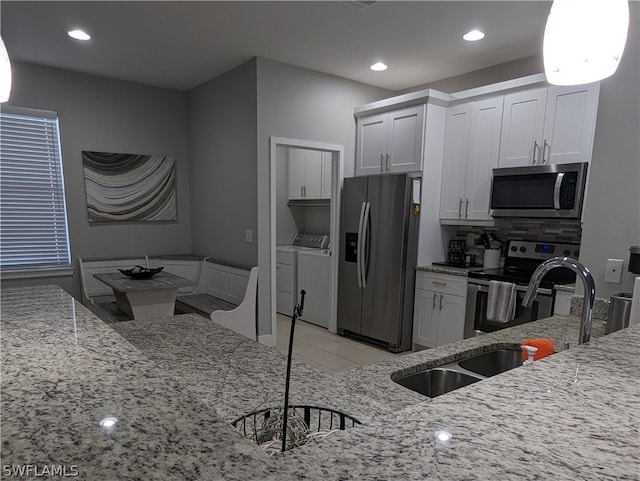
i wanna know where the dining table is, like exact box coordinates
[93,271,196,320]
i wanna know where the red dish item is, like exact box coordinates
[521,339,555,361]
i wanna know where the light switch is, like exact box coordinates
[604,258,624,283]
[245,229,253,243]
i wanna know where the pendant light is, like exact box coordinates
[0,36,11,102]
[543,0,629,86]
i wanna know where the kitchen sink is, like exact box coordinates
[458,349,523,377]
[394,368,481,398]
[393,346,526,398]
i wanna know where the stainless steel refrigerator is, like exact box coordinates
[337,174,419,352]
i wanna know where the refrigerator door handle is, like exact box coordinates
[356,201,367,287]
[361,201,371,288]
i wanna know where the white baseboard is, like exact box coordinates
[258,333,276,347]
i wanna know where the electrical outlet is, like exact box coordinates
[604,258,624,283]
[245,229,253,243]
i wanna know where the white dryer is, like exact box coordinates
[297,249,331,328]
[276,234,328,316]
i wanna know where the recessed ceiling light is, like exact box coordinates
[463,30,485,42]
[370,62,388,72]
[68,29,91,41]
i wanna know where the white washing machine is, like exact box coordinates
[276,234,328,316]
[297,249,331,328]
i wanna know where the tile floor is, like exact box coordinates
[275,314,407,374]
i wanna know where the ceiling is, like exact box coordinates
[0,1,553,92]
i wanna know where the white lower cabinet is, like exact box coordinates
[413,272,467,348]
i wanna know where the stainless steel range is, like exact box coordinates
[464,240,580,338]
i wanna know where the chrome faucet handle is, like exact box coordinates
[522,256,596,345]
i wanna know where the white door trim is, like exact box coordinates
[259,137,344,346]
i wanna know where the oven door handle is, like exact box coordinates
[469,280,553,296]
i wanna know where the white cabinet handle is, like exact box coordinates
[439,294,444,311]
[432,281,447,286]
[386,153,391,172]
[465,198,470,219]
[432,293,437,309]
[458,198,463,219]
[380,154,385,173]
[300,186,304,197]
[532,140,539,165]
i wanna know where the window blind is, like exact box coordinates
[0,106,71,273]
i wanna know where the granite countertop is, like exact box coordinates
[416,266,608,318]
[416,264,486,276]
[1,285,638,480]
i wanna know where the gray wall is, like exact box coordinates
[580,2,640,298]
[404,55,544,94]
[256,58,393,179]
[3,62,191,298]
[187,59,258,268]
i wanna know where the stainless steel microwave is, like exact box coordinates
[490,162,588,219]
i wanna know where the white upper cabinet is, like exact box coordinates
[386,106,425,173]
[499,83,600,167]
[356,113,388,175]
[288,148,329,200]
[541,85,600,165]
[440,105,471,220]
[321,151,332,199]
[498,88,547,168]
[466,97,504,219]
[440,96,504,221]
[356,104,425,176]
[288,148,306,200]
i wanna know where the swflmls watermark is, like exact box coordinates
[2,464,79,477]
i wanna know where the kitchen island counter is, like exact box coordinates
[1,285,638,480]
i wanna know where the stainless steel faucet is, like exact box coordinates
[522,257,596,345]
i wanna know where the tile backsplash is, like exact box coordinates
[456,218,582,246]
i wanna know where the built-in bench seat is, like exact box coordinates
[176,293,237,316]
[78,255,250,321]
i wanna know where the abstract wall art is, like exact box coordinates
[82,151,177,223]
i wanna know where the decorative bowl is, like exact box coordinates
[118,265,163,279]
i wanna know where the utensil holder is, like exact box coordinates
[483,249,501,269]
